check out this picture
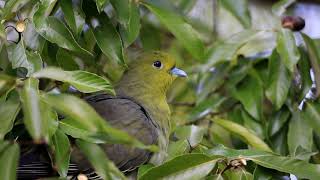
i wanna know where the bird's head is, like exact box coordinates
[117,51,187,97]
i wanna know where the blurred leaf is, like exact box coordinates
[20,78,49,142]
[6,41,41,76]
[219,0,251,28]
[206,145,320,180]
[0,142,20,180]
[175,125,205,148]
[189,95,227,121]
[0,74,16,96]
[268,108,290,137]
[276,28,300,73]
[288,110,313,159]
[139,154,219,180]
[33,0,92,56]
[140,22,161,50]
[95,0,109,13]
[94,13,126,65]
[41,94,157,151]
[1,0,31,20]
[241,110,264,139]
[272,0,295,16]
[142,0,205,60]
[51,129,70,177]
[60,0,85,37]
[138,164,154,179]
[56,48,79,71]
[32,67,114,94]
[167,140,190,160]
[76,139,126,180]
[303,101,320,136]
[214,119,272,152]
[231,72,263,120]
[225,169,253,180]
[301,33,320,98]
[266,51,291,110]
[0,93,20,139]
[252,166,273,180]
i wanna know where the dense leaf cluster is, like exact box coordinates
[0,0,320,179]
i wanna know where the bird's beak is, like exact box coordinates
[170,67,187,77]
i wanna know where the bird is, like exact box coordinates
[17,51,187,179]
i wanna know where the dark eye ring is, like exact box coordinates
[152,60,163,69]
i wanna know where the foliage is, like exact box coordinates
[1,0,320,179]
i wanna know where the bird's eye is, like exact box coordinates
[152,60,163,69]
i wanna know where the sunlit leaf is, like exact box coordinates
[206,145,320,180]
[0,142,20,180]
[175,125,205,148]
[214,119,272,152]
[76,139,126,180]
[167,140,190,160]
[219,0,251,28]
[272,0,295,16]
[32,67,114,94]
[139,154,219,180]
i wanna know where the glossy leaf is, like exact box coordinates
[94,13,126,65]
[266,51,291,110]
[219,0,251,28]
[0,93,20,139]
[139,154,219,180]
[167,140,190,160]
[214,119,272,152]
[60,0,85,37]
[276,28,300,73]
[272,0,295,16]
[268,108,290,137]
[206,145,320,180]
[0,142,20,180]
[1,0,31,19]
[41,93,157,151]
[32,67,114,94]
[20,78,49,142]
[142,0,205,60]
[175,125,205,148]
[51,129,70,177]
[33,0,91,56]
[76,139,126,180]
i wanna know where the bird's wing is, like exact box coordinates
[84,94,158,172]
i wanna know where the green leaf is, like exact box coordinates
[214,119,272,152]
[0,93,20,139]
[241,110,264,139]
[60,0,85,37]
[139,154,219,180]
[6,41,41,76]
[272,0,295,16]
[175,125,205,148]
[266,51,292,110]
[268,108,290,137]
[95,0,109,13]
[20,78,49,142]
[94,13,126,65]
[206,145,320,180]
[219,0,251,28]
[287,110,313,159]
[231,72,263,120]
[1,0,31,20]
[0,142,20,180]
[142,0,205,60]
[51,129,70,177]
[167,140,190,160]
[56,48,79,71]
[138,164,154,179]
[301,33,320,98]
[32,67,114,94]
[76,139,126,180]
[41,93,157,151]
[276,28,300,72]
[303,101,320,136]
[0,74,16,97]
[33,0,92,56]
